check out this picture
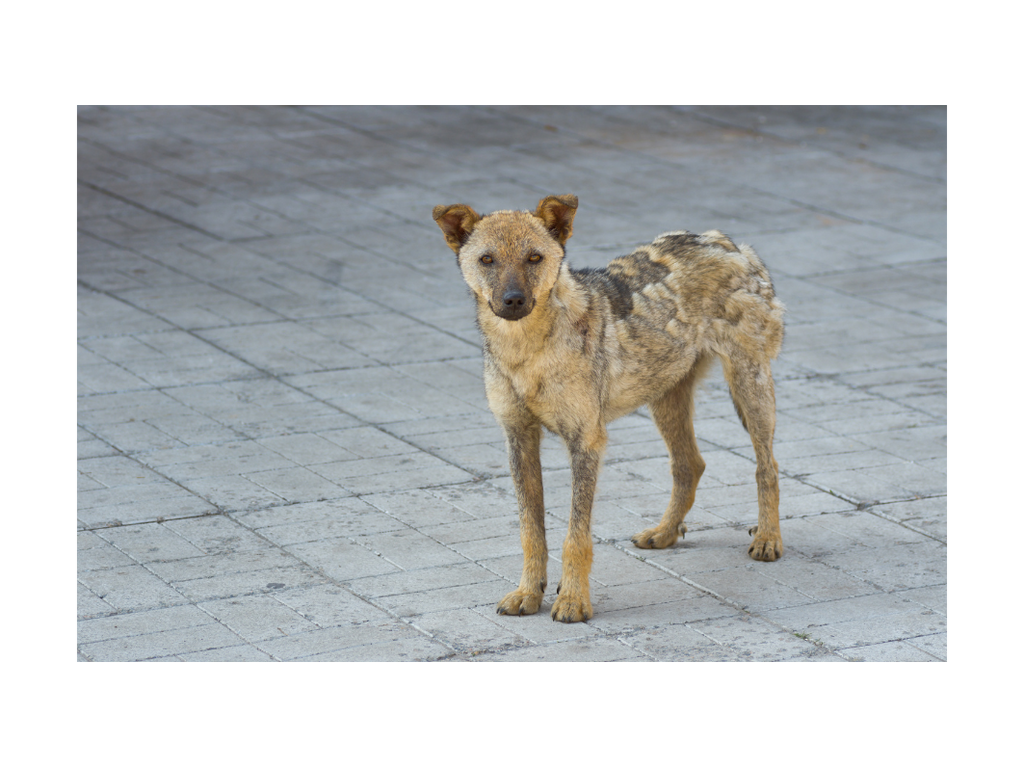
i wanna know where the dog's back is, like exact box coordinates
[576,230,783,353]
[569,229,785,420]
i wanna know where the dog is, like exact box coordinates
[432,194,785,622]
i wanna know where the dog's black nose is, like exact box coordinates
[494,289,533,320]
[503,291,526,308]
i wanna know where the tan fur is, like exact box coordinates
[433,194,785,622]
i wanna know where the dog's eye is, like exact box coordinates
[480,255,494,264]
[528,253,543,263]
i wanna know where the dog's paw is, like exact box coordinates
[631,523,686,550]
[496,589,543,616]
[747,525,783,561]
[550,592,593,623]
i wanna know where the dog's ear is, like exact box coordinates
[534,194,578,245]
[432,204,482,253]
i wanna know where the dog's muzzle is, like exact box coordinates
[491,290,535,321]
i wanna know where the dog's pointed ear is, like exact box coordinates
[534,194,578,245]
[432,204,482,253]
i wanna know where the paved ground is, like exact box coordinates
[77,105,946,661]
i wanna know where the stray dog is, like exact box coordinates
[433,194,785,622]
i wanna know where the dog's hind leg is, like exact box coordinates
[721,354,784,561]
[496,419,548,616]
[632,355,712,550]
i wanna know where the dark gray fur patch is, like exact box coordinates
[572,252,671,320]
[658,232,700,248]
[657,233,711,263]
[572,267,634,319]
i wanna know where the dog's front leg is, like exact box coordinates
[551,426,607,622]
[496,420,548,616]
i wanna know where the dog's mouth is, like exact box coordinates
[489,297,536,321]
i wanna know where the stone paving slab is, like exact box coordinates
[78,106,945,661]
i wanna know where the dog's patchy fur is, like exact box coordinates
[433,194,785,622]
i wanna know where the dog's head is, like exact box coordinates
[432,194,578,321]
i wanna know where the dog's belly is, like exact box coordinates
[602,321,696,420]
[604,354,692,421]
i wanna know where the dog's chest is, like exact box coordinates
[484,333,595,429]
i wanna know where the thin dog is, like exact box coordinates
[433,194,785,622]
